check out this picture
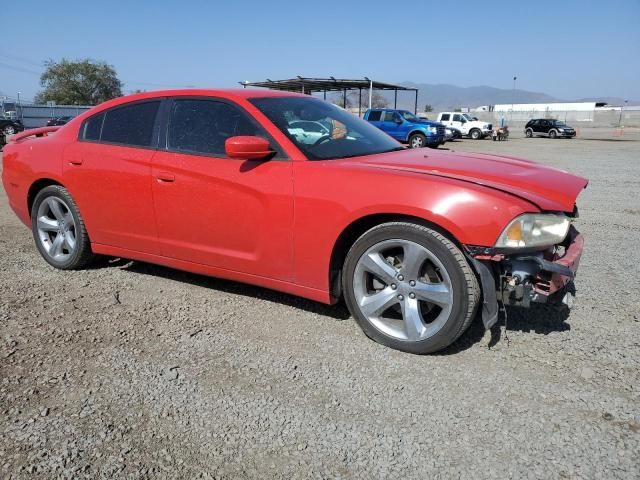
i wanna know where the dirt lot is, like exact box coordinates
[1,129,639,479]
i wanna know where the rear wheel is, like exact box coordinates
[408,133,426,149]
[342,222,480,354]
[470,129,482,140]
[3,125,16,135]
[31,185,94,270]
[525,128,533,138]
[549,129,557,139]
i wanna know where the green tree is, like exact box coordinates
[35,59,123,105]
[424,104,433,113]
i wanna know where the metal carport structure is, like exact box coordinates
[239,77,419,116]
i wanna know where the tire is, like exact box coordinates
[408,133,426,149]
[31,185,94,270]
[549,129,557,139]
[3,125,16,135]
[470,129,482,140]
[525,129,533,138]
[342,222,480,354]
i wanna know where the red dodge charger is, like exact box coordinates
[1,89,587,353]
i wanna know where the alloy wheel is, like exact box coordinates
[352,239,453,341]
[410,136,424,148]
[36,197,77,261]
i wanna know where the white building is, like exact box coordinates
[491,102,602,112]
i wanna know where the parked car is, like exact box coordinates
[525,119,576,138]
[436,112,492,139]
[0,118,24,136]
[1,89,588,354]
[364,108,445,148]
[46,116,74,127]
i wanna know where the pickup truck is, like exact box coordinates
[364,109,445,148]
[436,112,492,139]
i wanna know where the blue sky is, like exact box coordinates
[1,0,639,103]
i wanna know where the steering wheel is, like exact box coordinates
[314,134,332,146]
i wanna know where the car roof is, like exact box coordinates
[75,88,311,120]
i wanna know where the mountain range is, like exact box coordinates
[392,82,634,112]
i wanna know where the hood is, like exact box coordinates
[356,149,588,212]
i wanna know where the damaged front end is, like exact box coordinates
[467,221,584,330]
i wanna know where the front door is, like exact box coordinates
[380,111,404,140]
[151,98,294,281]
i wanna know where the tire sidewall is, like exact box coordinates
[470,129,481,140]
[342,224,472,354]
[31,186,88,270]
[525,129,533,138]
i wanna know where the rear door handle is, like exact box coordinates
[156,171,175,182]
[69,158,83,165]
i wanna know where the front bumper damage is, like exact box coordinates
[467,225,584,329]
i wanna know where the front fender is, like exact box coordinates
[292,161,538,292]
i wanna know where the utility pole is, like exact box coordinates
[618,99,628,128]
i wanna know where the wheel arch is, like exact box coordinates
[407,129,427,141]
[328,213,464,301]
[27,178,65,217]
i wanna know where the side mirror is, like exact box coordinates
[225,136,274,160]
[394,116,403,124]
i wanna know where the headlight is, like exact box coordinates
[427,126,437,134]
[557,128,564,132]
[495,214,570,248]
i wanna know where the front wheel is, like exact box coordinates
[549,130,557,139]
[470,129,482,140]
[31,185,94,270]
[408,133,426,148]
[342,222,480,354]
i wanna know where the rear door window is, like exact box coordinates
[440,113,450,121]
[367,111,382,121]
[100,101,161,147]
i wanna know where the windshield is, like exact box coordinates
[249,97,403,160]
[551,120,566,126]
[462,114,474,121]
[400,111,420,122]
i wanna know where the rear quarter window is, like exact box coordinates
[81,112,105,141]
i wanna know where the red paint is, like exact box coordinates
[1,89,588,304]
[225,136,273,160]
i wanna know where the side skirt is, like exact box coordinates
[91,243,333,305]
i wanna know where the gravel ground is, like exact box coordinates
[1,129,639,479]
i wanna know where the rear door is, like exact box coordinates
[63,100,161,253]
[366,110,383,129]
[539,120,550,135]
[439,113,451,127]
[150,97,294,280]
